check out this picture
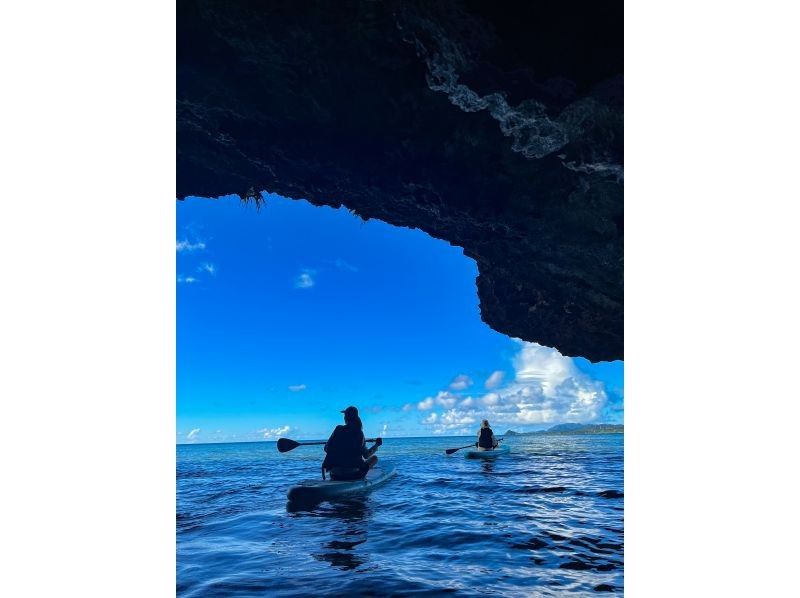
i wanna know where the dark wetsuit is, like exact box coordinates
[323,424,370,480]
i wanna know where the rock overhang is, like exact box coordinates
[177,0,623,362]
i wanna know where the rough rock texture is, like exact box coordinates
[177,0,623,361]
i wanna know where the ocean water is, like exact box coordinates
[177,435,623,596]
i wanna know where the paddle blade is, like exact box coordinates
[277,438,300,453]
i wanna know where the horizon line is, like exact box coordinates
[177,428,624,446]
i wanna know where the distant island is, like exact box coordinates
[504,423,623,436]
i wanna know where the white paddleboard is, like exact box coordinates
[287,465,396,502]
[464,445,510,459]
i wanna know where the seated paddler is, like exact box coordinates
[322,405,382,480]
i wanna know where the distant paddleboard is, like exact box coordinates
[287,465,396,502]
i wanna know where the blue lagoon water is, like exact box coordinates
[177,435,623,596]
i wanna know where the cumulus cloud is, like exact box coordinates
[434,391,458,408]
[418,397,435,410]
[176,239,206,252]
[440,409,476,427]
[198,262,216,275]
[177,275,197,284]
[421,412,438,424]
[288,384,307,392]
[418,391,458,410]
[419,341,609,433]
[449,374,473,391]
[422,408,477,435]
[294,269,315,289]
[187,428,200,441]
[485,370,505,389]
[259,425,291,439]
[482,392,500,406]
[402,403,414,412]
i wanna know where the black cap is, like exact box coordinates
[341,406,359,417]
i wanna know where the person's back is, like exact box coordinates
[324,423,366,469]
[323,406,382,480]
[477,419,498,449]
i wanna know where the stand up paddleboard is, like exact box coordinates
[287,465,396,502]
[464,445,510,459]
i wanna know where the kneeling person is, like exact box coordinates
[323,406,382,480]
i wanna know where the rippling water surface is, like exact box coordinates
[177,435,623,596]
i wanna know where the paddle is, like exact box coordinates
[445,443,474,455]
[277,437,378,453]
[445,438,503,455]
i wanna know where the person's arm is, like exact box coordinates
[363,436,382,458]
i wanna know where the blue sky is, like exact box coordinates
[177,194,623,443]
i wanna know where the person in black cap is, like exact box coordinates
[322,406,382,480]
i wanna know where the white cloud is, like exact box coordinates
[259,425,291,439]
[440,409,476,427]
[294,269,315,289]
[418,341,609,431]
[418,397,435,410]
[514,342,574,395]
[416,390,458,411]
[449,374,473,391]
[288,384,307,392]
[434,391,458,408]
[334,258,359,272]
[402,403,414,412]
[482,392,500,406]
[417,391,458,410]
[198,262,216,275]
[177,275,197,284]
[381,423,389,436]
[421,412,438,424]
[420,408,476,434]
[176,239,206,252]
[187,428,200,440]
[485,370,505,389]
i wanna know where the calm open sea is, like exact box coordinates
[177,434,623,596]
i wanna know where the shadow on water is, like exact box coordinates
[286,496,371,571]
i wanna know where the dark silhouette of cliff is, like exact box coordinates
[177,0,623,361]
